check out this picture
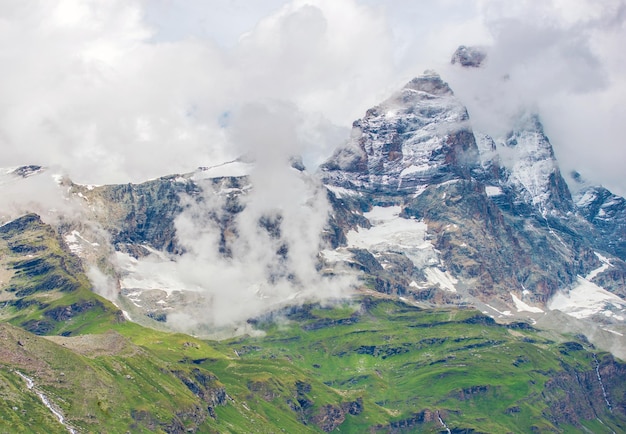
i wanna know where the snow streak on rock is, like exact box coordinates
[548,277,626,321]
[511,292,544,313]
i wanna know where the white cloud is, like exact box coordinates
[0,0,624,190]
[444,0,626,195]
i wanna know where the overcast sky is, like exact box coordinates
[1,0,625,195]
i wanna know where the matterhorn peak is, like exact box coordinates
[321,71,477,194]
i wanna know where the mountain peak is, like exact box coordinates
[321,71,477,194]
[403,71,453,96]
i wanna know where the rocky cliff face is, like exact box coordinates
[475,112,574,218]
[321,74,598,298]
[542,351,626,428]
[575,184,626,259]
[69,173,246,258]
[451,45,487,68]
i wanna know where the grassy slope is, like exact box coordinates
[0,214,120,336]
[226,299,626,433]
[0,215,376,433]
[1,214,625,433]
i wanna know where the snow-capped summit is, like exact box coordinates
[318,69,626,355]
[321,72,478,195]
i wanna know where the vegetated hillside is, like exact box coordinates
[0,214,372,433]
[233,297,626,433]
[1,214,626,433]
[0,213,122,336]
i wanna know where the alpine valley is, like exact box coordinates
[1,48,626,433]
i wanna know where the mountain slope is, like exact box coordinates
[0,214,380,433]
[234,297,626,433]
[575,183,626,259]
[0,213,121,336]
[20,70,621,358]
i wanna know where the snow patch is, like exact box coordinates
[586,252,613,281]
[603,310,624,321]
[63,230,99,255]
[326,185,359,199]
[576,190,597,208]
[320,249,353,264]
[345,206,436,268]
[194,160,253,179]
[510,293,544,313]
[347,206,427,249]
[400,164,433,177]
[485,186,503,197]
[413,184,428,198]
[603,328,624,337]
[0,218,16,228]
[424,267,457,293]
[548,276,626,320]
[485,304,513,317]
[116,251,201,296]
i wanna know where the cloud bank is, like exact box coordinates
[1,0,624,195]
[115,101,355,331]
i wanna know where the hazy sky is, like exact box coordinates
[1,0,625,195]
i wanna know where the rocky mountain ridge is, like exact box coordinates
[1,66,626,357]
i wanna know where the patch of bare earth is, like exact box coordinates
[45,330,141,358]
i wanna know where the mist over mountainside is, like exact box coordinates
[2,51,625,356]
